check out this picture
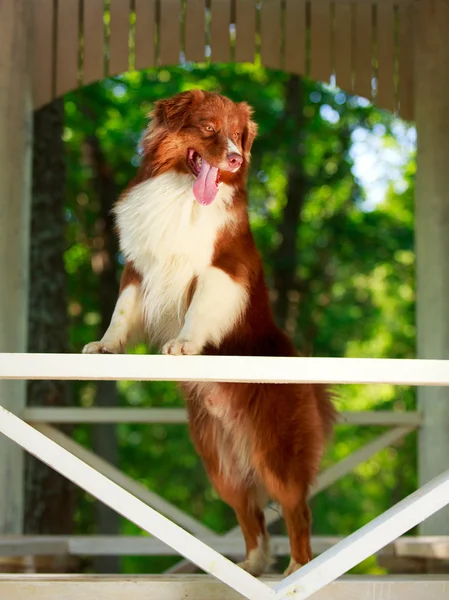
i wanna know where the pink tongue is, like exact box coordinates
[193,158,219,205]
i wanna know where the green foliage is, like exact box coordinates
[63,62,416,574]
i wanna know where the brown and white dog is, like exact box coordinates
[83,90,335,576]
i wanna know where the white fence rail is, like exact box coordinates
[0,353,448,385]
[1,353,449,600]
[23,407,423,426]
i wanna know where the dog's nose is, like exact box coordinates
[227,153,243,171]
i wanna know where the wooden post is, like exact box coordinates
[415,0,449,534]
[0,0,32,533]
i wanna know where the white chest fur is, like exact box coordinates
[114,171,235,344]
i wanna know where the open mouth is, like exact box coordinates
[187,149,221,206]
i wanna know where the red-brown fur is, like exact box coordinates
[91,90,336,574]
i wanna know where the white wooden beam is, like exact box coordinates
[0,574,447,600]
[415,0,449,535]
[274,467,449,600]
[0,537,69,557]
[22,407,423,426]
[35,424,216,539]
[0,0,32,536]
[2,534,449,560]
[0,407,274,600]
[0,353,449,386]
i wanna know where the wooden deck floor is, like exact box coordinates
[0,574,448,600]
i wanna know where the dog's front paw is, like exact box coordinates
[82,341,122,355]
[162,338,202,356]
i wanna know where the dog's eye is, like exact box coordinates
[205,125,215,132]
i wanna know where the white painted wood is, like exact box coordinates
[0,537,69,557]
[338,412,421,426]
[274,467,449,599]
[2,534,449,560]
[24,407,189,423]
[0,408,274,600]
[0,574,448,600]
[0,0,32,535]
[415,0,449,535]
[36,424,215,539]
[309,427,415,497]
[22,408,422,426]
[0,354,448,386]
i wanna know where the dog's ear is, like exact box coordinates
[238,102,258,154]
[242,119,258,154]
[152,90,204,133]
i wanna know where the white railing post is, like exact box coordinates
[0,1,33,535]
[415,0,449,535]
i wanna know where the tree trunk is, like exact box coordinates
[269,77,306,555]
[272,76,306,331]
[25,100,74,539]
[84,134,121,573]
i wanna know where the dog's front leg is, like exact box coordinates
[83,263,143,355]
[162,267,248,355]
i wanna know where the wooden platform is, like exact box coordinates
[0,574,448,600]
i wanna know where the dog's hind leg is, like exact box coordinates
[210,472,273,576]
[256,465,312,575]
[282,498,312,575]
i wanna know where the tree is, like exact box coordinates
[25,100,75,547]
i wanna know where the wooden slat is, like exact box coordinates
[398,3,414,121]
[235,0,256,63]
[22,407,422,427]
[32,0,54,108]
[354,2,373,100]
[334,2,353,92]
[55,0,80,98]
[1,354,449,386]
[135,0,156,70]
[185,0,206,63]
[285,0,306,75]
[310,0,332,84]
[260,0,281,70]
[83,0,105,86]
[210,0,231,63]
[376,3,395,112]
[2,574,449,600]
[2,535,449,559]
[159,0,181,66]
[109,0,130,76]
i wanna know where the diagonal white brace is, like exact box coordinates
[274,465,449,600]
[0,406,275,600]
[35,424,216,539]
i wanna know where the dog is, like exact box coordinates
[83,90,335,576]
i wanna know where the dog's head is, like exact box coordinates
[145,90,257,205]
